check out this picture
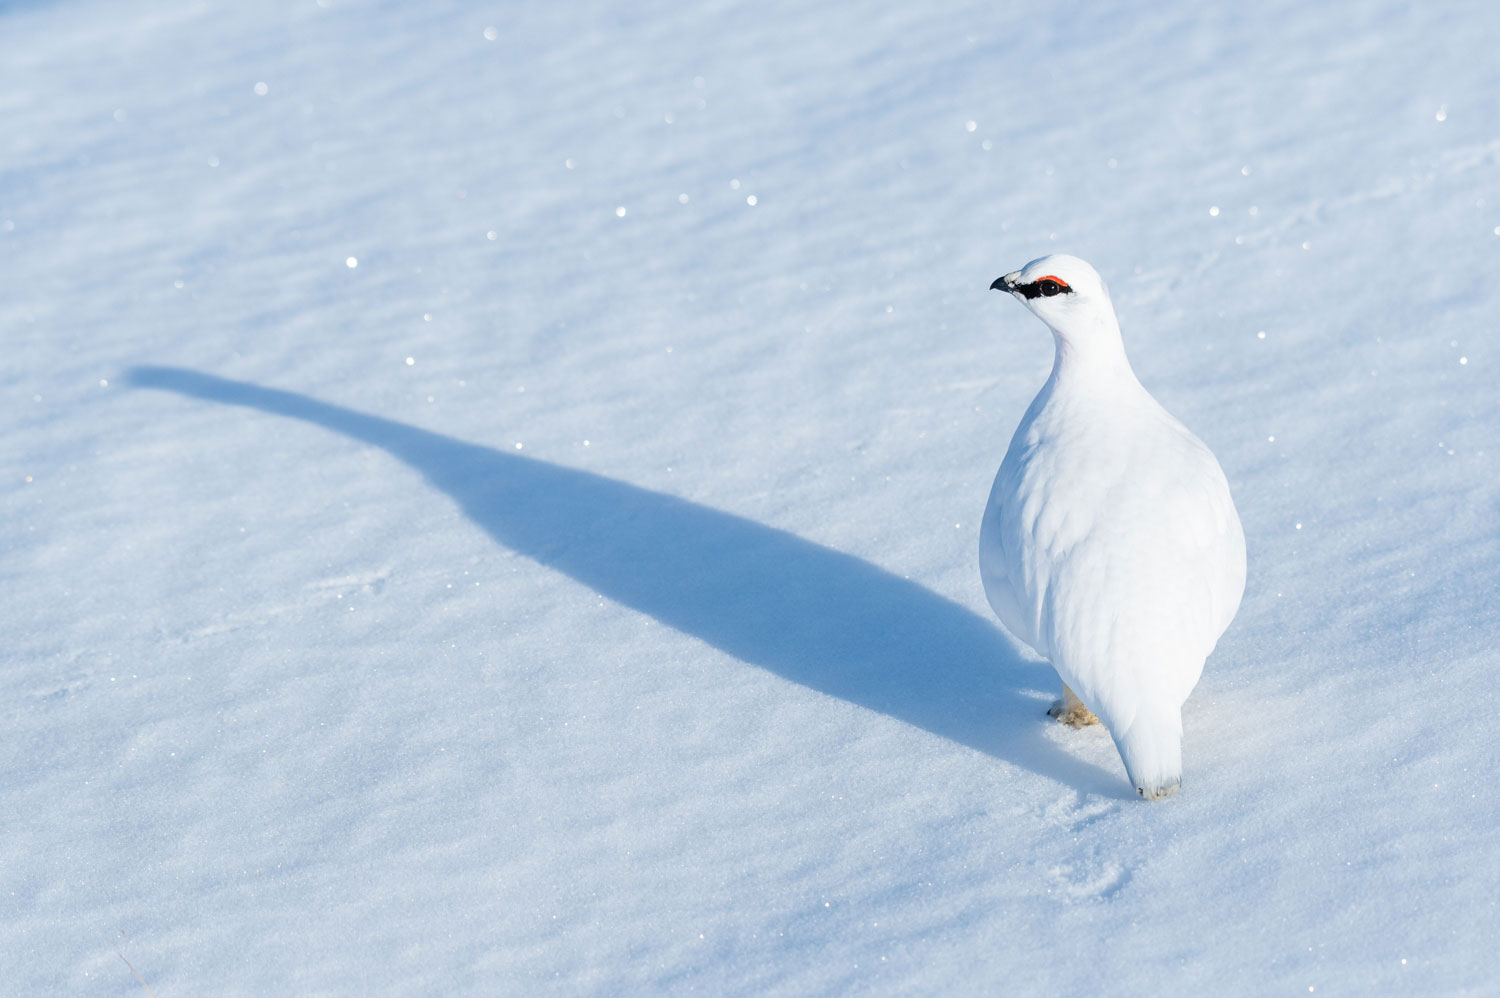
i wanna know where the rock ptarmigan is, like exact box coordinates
[979,254,1246,800]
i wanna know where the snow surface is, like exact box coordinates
[3,0,1498,993]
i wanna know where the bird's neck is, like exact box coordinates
[1046,312,1136,389]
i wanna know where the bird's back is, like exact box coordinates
[980,376,1244,714]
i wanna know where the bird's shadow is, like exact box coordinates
[126,366,1123,795]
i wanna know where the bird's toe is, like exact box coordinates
[1049,701,1101,728]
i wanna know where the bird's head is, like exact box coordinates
[990,254,1117,343]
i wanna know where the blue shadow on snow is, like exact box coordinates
[126,366,1120,794]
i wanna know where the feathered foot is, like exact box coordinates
[1047,684,1100,728]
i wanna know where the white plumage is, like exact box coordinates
[979,255,1245,800]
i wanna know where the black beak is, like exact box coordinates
[990,277,1012,292]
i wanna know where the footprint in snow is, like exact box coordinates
[1047,858,1130,902]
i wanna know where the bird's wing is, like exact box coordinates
[1145,428,1247,643]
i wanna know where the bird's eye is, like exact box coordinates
[1038,279,1062,297]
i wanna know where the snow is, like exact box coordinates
[3,0,1497,992]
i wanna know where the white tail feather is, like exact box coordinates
[1111,704,1183,800]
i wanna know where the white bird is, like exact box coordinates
[979,254,1245,800]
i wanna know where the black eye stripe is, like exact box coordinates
[1015,278,1074,300]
